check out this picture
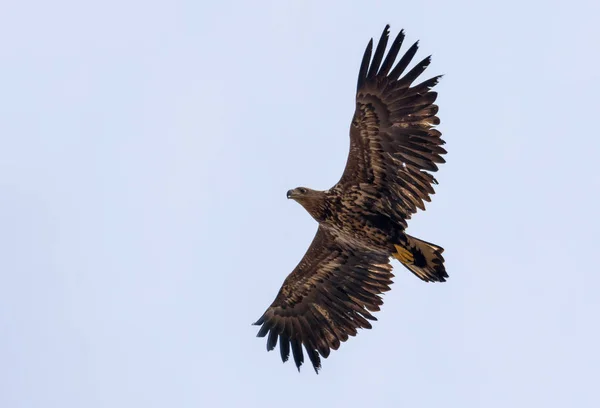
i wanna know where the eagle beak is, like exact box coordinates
[287,189,293,199]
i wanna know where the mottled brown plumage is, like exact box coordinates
[254,25,448,373]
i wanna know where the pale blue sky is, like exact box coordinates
[2,1,600,407]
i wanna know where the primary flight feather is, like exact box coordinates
[254,25,447,373]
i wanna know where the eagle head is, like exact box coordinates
[286,187,328,221]
[287,187,311,200]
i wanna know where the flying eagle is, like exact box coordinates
[254,25,447,373]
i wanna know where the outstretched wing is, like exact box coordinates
[336,25,446,227]
[253,227,393,373]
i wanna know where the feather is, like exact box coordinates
[290,338,304,371]
[379,30,405,77]
[279,333,290,362]
[266,328,278,351]
[389,41,419,80]
[256,323,269,338]
[367,25,390,80]
[397,56,432,89]
[402,75,442,98]
[305,345,322,374]
[357,39,373,91]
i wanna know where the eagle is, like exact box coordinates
[254,25,447,373]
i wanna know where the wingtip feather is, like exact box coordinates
[357,38,374,91]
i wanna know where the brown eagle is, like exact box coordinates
[254,25,447,373]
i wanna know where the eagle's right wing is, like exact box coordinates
[253,227,393,373]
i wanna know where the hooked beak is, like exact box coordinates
[286,189,293,199]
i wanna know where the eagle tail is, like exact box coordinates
[392,234,448,282]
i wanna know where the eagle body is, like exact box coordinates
[255,26,448,373]
[326,187,406,253]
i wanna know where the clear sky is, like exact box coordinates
[2,1,600,407]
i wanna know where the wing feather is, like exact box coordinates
[356,39,373,91]
[366,25,390,80]
[379,29,405,76]
[266,327,278,351]
[279,334,290,362]
[389,41,419,80]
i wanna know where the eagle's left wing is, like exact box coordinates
[253,227,393,373]
[335,25,446,228]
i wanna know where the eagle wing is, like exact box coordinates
[336,25,446,227]
[253,227,393,373]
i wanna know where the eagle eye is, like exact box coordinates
[298,188,307,194]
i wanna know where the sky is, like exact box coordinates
[1,0,600,407]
